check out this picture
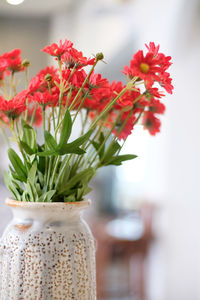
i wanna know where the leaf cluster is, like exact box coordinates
[5,110,137,202]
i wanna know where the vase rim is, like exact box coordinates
[5,198,91,210]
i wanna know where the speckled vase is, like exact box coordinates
[0,198,96,300]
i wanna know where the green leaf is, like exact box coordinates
[20,141,35,155]
[12,173,27,183]
[44,130,57,151]
[58,168,95,195]
[38,190,56,202]
[91,133,105,160]
[58,146,86,155]
[38,156,45,173]
[37,150,58,157]
[101,140,121,165]
[27,161,37,184]
[58,110,72,149]
[38,170,44,186]
[21,120,33,130]
[35,183,42,197]
[68,129,93,148]
[98,132,105,159]
[22,190,30,202]
[25,180,38,202]
[64,194,76,202]
[4,172,19,200]
[58,129,92,154]
[21,120,37,153]
[8,148,27,182]
[4,171,22,201]
[104,154,138,166]
[56,163,71,190]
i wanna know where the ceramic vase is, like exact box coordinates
[0,198,96,300]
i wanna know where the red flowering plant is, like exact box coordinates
[0,39,173,202]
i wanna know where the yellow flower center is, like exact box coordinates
[140,63,150,73]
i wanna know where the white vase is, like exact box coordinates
[0,198,96,300]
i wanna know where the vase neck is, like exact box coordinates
[6,199,90,224]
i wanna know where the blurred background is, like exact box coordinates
[0,0,200,299]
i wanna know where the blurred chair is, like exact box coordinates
[89,202,154,300]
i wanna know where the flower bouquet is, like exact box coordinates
[0,40,173,203]
[0,39,173,300]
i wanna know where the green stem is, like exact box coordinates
[65,88,73,109]
[1,81,9,99]
[25,67,29,89]
[90,87,127,130]
[117,109,144,156]
[9,71,15,99]
[56,58,64,129]
[49,156,61,190]
[90,77,138,130]
[68,60,98,111]
[47,156,54,189]
[30,104,38,126]
[72,91,90,125]
[54,154,71,189]
[24,67,30,121]
[52,106,56,131]
[42,105,48,182]
[89,111,123,167]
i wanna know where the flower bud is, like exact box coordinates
[96,52,104,61]
[45,74,52,81]
[22,59,30,67]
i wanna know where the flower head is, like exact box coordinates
[142,111,161,135]
[113,111,137,140]
[3,49,24,73]
[62,47,95,69]
[0,57,9,80]
[123,50,161,88]
[41,39,73,58]
[29,90,59,107]
[149,99,165,114]
[29,66,58,94]
[0,90,27,120]
[123,42,173,93]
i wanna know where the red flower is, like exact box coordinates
[142,111,161,135]
[41,39,73,58]
[123,42,173,93]
[28,105,42,127]
[62,69,86,89]
[114,112,137,140]
[0,57,9,80]
[29,66,59,94]
[149,99,165,114]
[123,50,161,88]
[83,72,111,110]
[146,87,165,99]
[159,72,173,94]
[62,47,95,69]
[3,49,24,72]
[117,89,141,110]
[0,90,27,119]
[30,90,59,107]
[145,42,160,56]
[110,81,125,105]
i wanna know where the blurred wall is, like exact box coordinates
[0,15,49,78]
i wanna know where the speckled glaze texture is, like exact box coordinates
[0,199,96,300]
